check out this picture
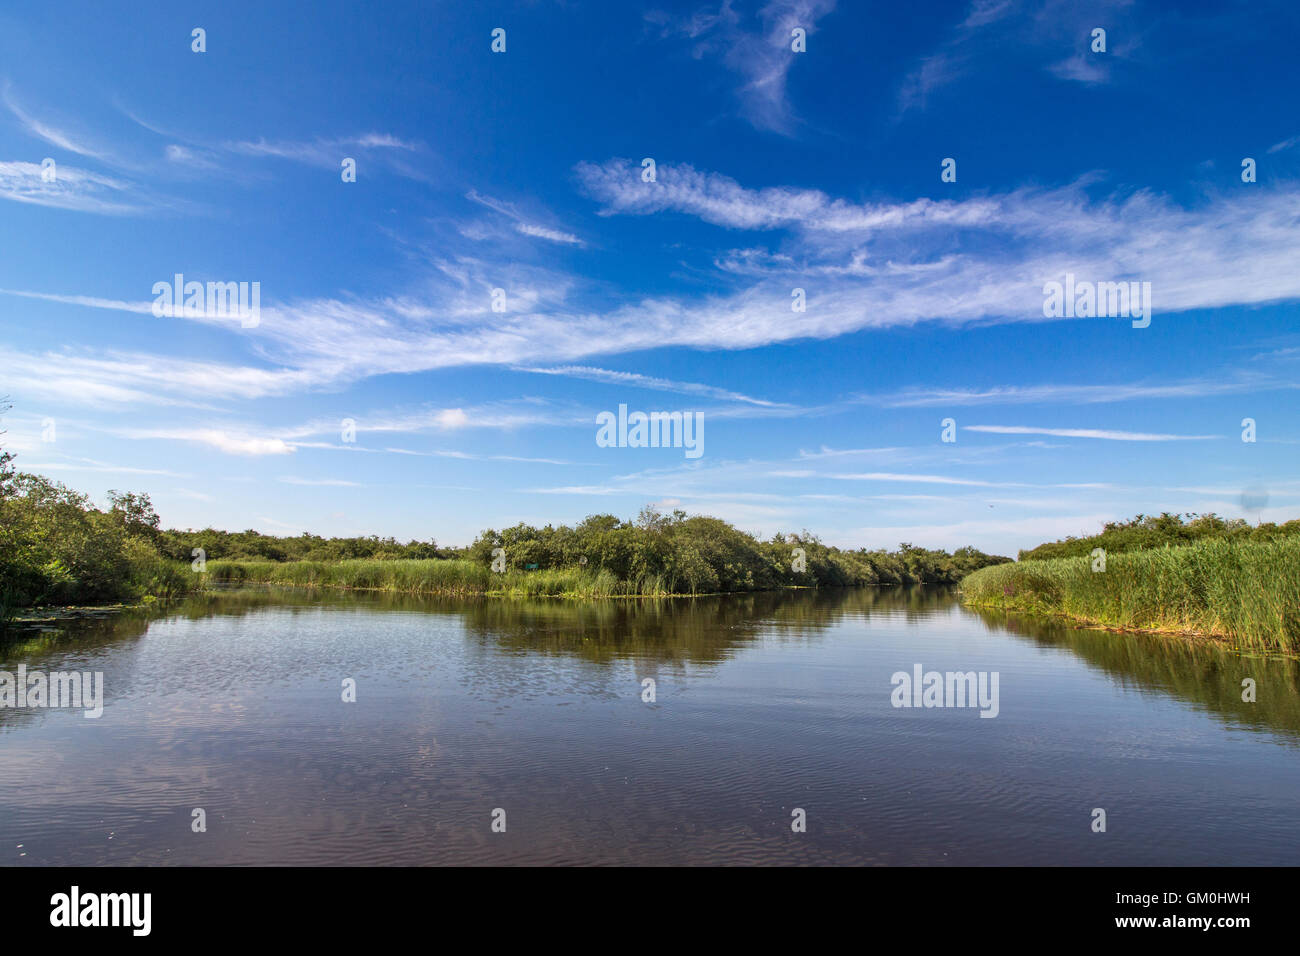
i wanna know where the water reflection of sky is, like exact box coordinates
[2,586,1298,865]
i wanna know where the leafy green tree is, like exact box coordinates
[107,490,162,543]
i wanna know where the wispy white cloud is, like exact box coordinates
[3,87,117,161]
[862,378,1292,407]
[0,288,156,313]
[647,0,837,134]
[225,133,423,178]
[227,134,417,162]
[466,190,585,246]
[0,345,318,406]
[119,428,296,457]
[0,160,143,214]
[2,89,214,205]
[797,445,911,459]
[576,160,1300,330]
[278,476,360,486]
[82,109,427,182]
[513,364,788,406]
[12,456,189,477]
[1047,54,1110,84]
[10,162,1300,411]
[385,447,576,465]
[825,471,1011,487]
[527,484,623,496]
[279,401,579,442]
[162,143,225,172]
[897,0,1139,115]
[515,222,584,244]
[964,424,1220,441]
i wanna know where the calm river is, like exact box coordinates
[3,586,1298,865]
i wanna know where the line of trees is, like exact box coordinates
[463,507,1008,592]
[153,528,452,563]
[0,479,1010,609]
[1017,512,1300,561]
[0,402,1009,608]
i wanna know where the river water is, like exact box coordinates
[2,585,1297,865]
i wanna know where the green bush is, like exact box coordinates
[1017,511,1300,562]
[0,473,189,607]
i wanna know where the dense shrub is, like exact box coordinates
[0,474,182,606]
[462,507,1009,593]
[1018,512,1300,561]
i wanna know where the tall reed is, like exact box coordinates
[201,559,689,598]
[960,536,1300,652]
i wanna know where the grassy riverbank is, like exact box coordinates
[203,558,630,597]
[960,536,1300,652]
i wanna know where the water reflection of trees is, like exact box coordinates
[1,586,943,729]
[453,585,951,665]
[0,612,153,731]
[2,584,940,670]
[966,606,1300,745]
[16,586,1295,745]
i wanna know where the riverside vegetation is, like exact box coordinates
[5,413,1295,647]
[0,482,1004,606]
[960,513,1300,652]
[0,442,1007,614]
[197,510,1006,597]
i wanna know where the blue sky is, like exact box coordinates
[1,0,1298,555]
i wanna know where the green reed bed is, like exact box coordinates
[959,536,1300,652]
[201,559,681,598]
